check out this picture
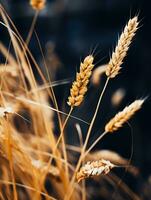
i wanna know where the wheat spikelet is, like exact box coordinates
[30,0,46,10]
[67,55,94,107]
[106,16,139,78]
[76,159,114,182]
[105,99,144,133]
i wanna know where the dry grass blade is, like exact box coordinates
[76,159,115,182]
[68,55,94,107]
[106,16,139,78]
[105,99,144,133]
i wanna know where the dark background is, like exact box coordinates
[0,0,151,198]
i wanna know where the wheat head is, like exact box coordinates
[76,159,114,182]
[30,0,46,10]
[106,16,139,78]
[105,99,144,133]
[67,55,94,107]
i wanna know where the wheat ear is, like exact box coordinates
[76,159,114,182]
[106,16,139,78]
[30,0,46,10]
[67,55,94,107]
[105,99,144,133]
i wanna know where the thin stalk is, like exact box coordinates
[60,107,73,186]
[65,77,110,200]
[26,10,39,46]
[4,119,18,200]
[50,107,73,165]
[84,131,107,158]
[0,180,56,200]
[0,191,5,200]
[42,107,73,190]
[34,31,63,138]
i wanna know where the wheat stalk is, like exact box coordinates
[105,99,144,133]
[30,0,46,11]
[67,55,94,107]
[76,159,114,182]
[106,16,139,78]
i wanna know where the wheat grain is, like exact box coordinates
[30,0,46,11]
[67,55,94,107]
[105,99,144,133]
[106,17,139,78]
[76,159,114,182]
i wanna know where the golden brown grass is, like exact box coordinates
[0,4,145,200]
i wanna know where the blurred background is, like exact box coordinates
[0,0,151,199]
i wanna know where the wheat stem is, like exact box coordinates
[42,107,73,190]
[84,131,107,158]
[65,77,109,200]
[26,10,39,46]
[3,119,18,200]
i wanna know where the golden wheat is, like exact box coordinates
[30,0,46,10]
[91,64,107,86]
[67,55,94,107]
[86,150,139,175]
[106,16,139,78]
[105,99,144,133]
[76,159,114,182]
